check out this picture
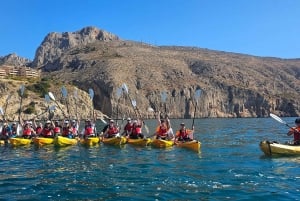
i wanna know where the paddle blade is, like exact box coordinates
[147,107,154,112]
[194,88,202,102]
[74,89,78,99]
[89,88,94,100]
[122,83,129,94]
[61,86,68,98]
[45,94,50,103]
[116,87,123,99]
[19,85,25,96]
[161,91,167,103]
[131,99,137,108]
[144,124,149,134]
[100,118,107,124]
[270,113,287,124]
[48,92,56,101]
[0,107,3,116]
[17,123,22,136]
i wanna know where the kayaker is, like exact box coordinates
[71,119,79,138]
[121,117,133,136]
[129,119,144,139]
[33,119,43,135]
[53,120,62,137]
[103,119,119,138]
[154,111,172,140]
[83,119,96,139]
[10,122,18,137]
[175,123,194,142]
[22,121,36,139]
[40,120,54,138]
[0,121,11,143]
[62,120,74,139]
[287,118,300,145]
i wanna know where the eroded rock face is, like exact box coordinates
[38,35,300,118]
[31,26,119,68]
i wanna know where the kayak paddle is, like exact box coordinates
[270,113,293,128]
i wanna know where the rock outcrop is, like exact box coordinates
[32,26,119,68]
[0,53,31,67]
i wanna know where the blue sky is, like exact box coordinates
[1,0,299,60]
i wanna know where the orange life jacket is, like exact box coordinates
[156,126,167,137]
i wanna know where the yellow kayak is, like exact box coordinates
[9,138,32,147]
[175,140,201,152]
[80,137,100,146]
[151,138,174,148]
[127,138,152,146]
[260,140,300,156]
[102,136,127,146]
[33,137,54,146]
[54,136,78,147]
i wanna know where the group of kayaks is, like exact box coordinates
[2,135,201,152]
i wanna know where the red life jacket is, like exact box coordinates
[84,126,94,136]
[23,128,32,136]
[132,126,142,135]
[53,127,61,134]
[72,127,77,135]
[36,127,42,135]
[124,123,133,132]
[178,129,188,138]
[294,126,300,142]
[62,127,70,137]
[107,126,118,136]
[42,127,52,137]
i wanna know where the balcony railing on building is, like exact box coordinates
[0,65,41,78]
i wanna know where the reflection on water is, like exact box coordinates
[1,118,300,200]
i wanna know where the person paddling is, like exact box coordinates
[175,123,194,142]
[82,119,96,139]
[62,120,74,139]
[40,120,54,138]
[103,119,119,138]
[71,119,79,138]
[121,118,133,136]
[129,119,144,139]
[53,120,62,137]
[154,111,173,140]
[22,121,36,139]
[287,118,300,145]
[0,121,11,143]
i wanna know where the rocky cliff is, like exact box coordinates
[32,26,119,68]
[2,26,300,120]
[0,79,107,121]
[0,53,31,67]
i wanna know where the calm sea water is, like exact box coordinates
[1,117,300,201]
